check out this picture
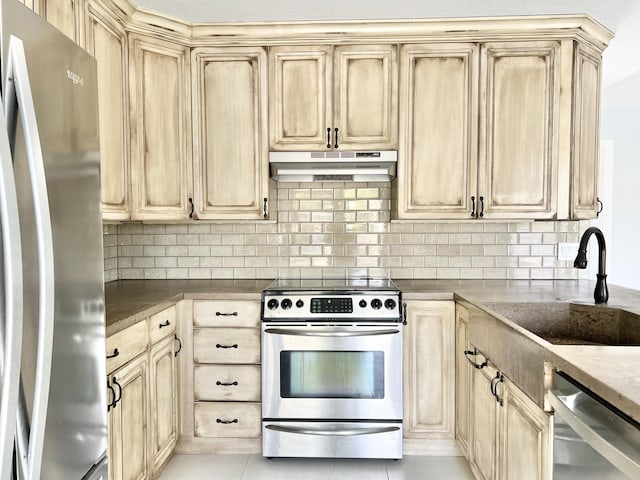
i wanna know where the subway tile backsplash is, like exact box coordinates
[103,182,591,281]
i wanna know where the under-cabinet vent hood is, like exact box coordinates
[269,151,397,182]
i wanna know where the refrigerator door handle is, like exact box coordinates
[0,98,24,480]
[4,35,56,480]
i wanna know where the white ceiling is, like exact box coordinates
[132,0,632,30]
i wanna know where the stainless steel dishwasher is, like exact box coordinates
[549,372,640,479]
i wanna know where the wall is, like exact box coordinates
[103,182,590,281]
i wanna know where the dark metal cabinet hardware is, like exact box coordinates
[216,311,238,317]
[471,196,476,217]
[491,372,504,406]
[263,197,268,219]
[188,197,195,219]
[174,334,182,357]
[111,376,122,408]
[479,196,484,218]
[464,349,488,369]
[402,302,408,326]
[107,380,116,412]
[106,348,119,359]
[334,127,339,148]
[216,343,239,349]
[597,197,603,216]
[326,127,331,148]
[216,381,239,386]
[216,418,239,424]
[158,320,170,328]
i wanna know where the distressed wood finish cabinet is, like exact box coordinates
[107,305,180,480]
[467,348,552,480]
[403,301,457,454]
[396,37,607,220]
[178,299,262,453]
[129,34,192,221]
[191,47,271,220]
[455,304,472,456]
[269,44,397,151]
[87,1,130,220]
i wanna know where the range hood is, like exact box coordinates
[269,151,397,182]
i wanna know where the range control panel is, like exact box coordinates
[261,292,401,321]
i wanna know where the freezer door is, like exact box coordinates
[1,0,107,479]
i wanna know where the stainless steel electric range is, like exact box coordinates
[261,278,404,459]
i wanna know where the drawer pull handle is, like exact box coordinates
[174,334,182,357]
[111,376,122,408]
[158,320,171,328]
[107,380,116,412]
[216,311,238,317]
[106,348,119,359]
[216,381,238,386]
[464,349,487,369]
[216,418,239,424]
[216,343,238,349]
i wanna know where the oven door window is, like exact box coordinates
[280,351,384,399]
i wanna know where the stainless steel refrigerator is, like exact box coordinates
[0,0,107,479]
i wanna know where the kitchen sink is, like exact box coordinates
[482,302,640,346]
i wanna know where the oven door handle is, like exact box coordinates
[263,328,400,337]
[264,424,400,437]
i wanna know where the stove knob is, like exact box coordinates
[371,298,382,310]
[281,298,293,310]
[384,299,397,310]
[359,299,367,308]
[296,299,304,308]
[267,298,279,310]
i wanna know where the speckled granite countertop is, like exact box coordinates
[105,278,640,422]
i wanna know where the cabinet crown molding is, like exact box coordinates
[95,0,613,49]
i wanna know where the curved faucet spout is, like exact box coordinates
[574,227,608,304]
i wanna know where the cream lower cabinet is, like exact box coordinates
[403,301,457,454]
[178,299,261,453]
[269,44,397,151]
[467,348,552,480]
[455,304,472,455]
[107,305,180,480]
[191,47,271,220]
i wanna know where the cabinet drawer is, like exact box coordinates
[106,320,148,374]
[194,365,260,401]
[149,305,177,345]
[194,402,261,438]
[193,328,260,364]
[193,300,260,328]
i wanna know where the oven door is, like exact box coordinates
[261,323,402,421]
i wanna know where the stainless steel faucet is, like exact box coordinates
[574,226,608,304]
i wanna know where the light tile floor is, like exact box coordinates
[158,454,475,480]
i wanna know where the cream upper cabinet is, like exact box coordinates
[129,34,192,221]
[570,43,603,219]
[403,301,455,440]
[396,43,478,219]
[269,44,397,151]
[43,0,82,44]
[191,47,270,220]
[87,4,130,220]
[479,41,560,219]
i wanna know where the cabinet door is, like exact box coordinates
[403,301,455,438]
[571,43,603,219]
[44,0,77,42]
[498,378,552,480]
[479,41,560,219]
[149,335,178,474]
[455,304,471,455]
[469,362,499,480]
[333,45,397,149]
[396,43,478,219]
[269,45,332,150]
[192,47,270,220]
[87,6,130,220]
[109,354,149,480]
[129,34,192,220]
